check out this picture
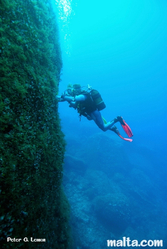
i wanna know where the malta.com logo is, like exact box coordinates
[107,237,163,247]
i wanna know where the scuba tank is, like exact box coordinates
[90,89,106,111]
[87,84,106,111]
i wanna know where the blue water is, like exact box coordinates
[54,0,167,247]
[57,0,167,157]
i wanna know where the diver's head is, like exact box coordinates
[73,84,82,95]
[67,84,82,96]
[66,84,73,95]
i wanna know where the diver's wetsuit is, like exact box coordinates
[74,94,116,131]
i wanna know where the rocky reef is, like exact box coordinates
[0,0,70,248]
[62,118,167,249]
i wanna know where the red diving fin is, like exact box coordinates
[121,120,133,138]
[117,134,133,142]
[116,116,133,138]
[110,126,133,142]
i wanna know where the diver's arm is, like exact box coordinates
[75,95,86,102]
[56,95,66,102]
[59,93,87,108]
[69,101,77,108]
[69,94,87,108]
[63,94,86,104]
[68,95,86,108]
[60,93,86,102]
[63,95,74,102]
[60,94,77,108]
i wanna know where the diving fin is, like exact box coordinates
[116,116,133,138]
[117,134,133,142]
[111,126,133,142]
[102,116,133,142]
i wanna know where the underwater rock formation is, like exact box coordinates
[63,128,167,248]
[64,154,88,176]
[0,0,70,248]
[92,192,130,235]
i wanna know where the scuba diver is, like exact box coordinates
[57,84,133,142]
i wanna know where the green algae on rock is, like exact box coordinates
[0,0,70,248]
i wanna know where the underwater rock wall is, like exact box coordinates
[0,0,70,248]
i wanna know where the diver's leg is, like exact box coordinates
[90,110,116,131]
[114,116,124,124]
